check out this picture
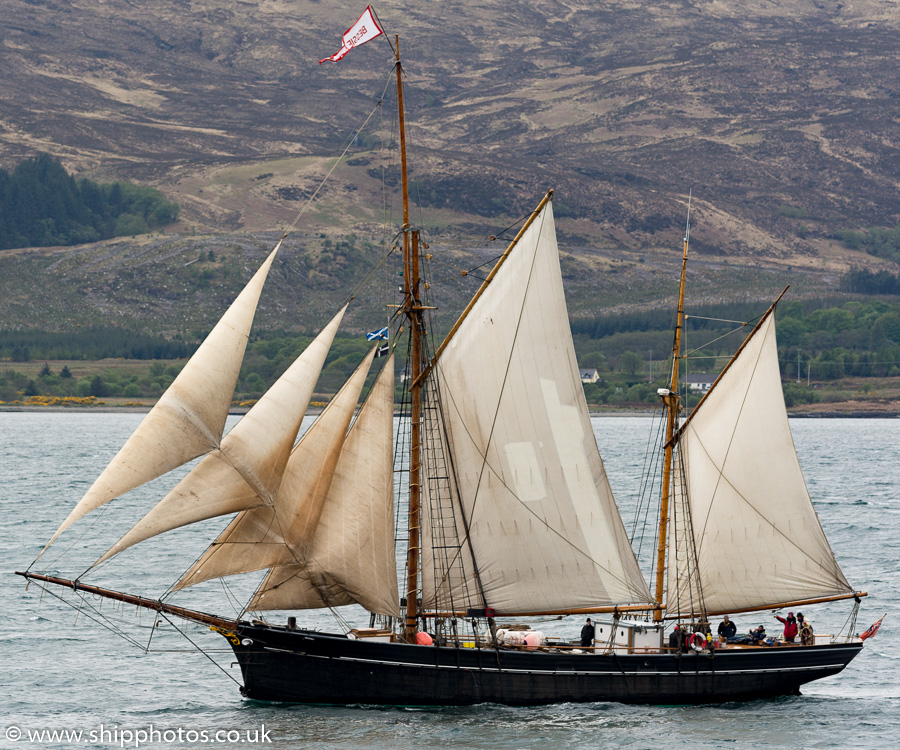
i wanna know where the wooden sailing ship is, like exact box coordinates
[18,34,869,706]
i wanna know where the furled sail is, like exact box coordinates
[46,244,281,547]
[94,307,346,564]
[249,355,398,616]
[667,313,854,617]
[424,201,654,613]
[173,346,377,590]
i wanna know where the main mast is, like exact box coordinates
[653,195,691,622]
[395,37,425,644]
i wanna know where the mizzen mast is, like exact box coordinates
[394,36,425,644]
[653,193,691,622]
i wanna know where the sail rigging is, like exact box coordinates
[249,354,399,616]
[652,196,692,619]
[95,305,346,565]
[173,345,379,590]
[46,243,282,548]
[422,199,654,614]
[667,311,854,617]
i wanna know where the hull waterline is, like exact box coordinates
[227,624,863,706]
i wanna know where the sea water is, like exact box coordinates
[1,413,897,749]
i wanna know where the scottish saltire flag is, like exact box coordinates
[366,327,389,341]
[319,6,384,64]
[859,614,885,641]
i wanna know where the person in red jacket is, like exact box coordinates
[775,611,798,642]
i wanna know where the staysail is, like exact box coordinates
[173,346,378,590]
[424,201,654,613]
[249,355,398,616]
[47,244,281,547]
[667,312,854,616]
[94,307,346,564]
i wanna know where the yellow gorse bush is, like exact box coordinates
[0,395,105,406]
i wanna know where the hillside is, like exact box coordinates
[1,0,899,331]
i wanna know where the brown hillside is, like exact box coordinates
[1,0,898,328]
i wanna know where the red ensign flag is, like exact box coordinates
[859,614,885,641]
[319,6,384,64]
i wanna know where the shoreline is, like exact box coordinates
[2,405,898,418]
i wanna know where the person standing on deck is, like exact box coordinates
[580,618,594,648]
[668,624,683,651]
[775,612,798,642]
[717,615,737,641]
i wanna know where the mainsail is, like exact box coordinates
[667,312,854,616]
[423,201,654,613]
[95,306,346,564]
[249,355,399,616]
[173,346,378,590]
[47,244,282,547]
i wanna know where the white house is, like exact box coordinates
[579,368,600,384]
[685,373,716,392]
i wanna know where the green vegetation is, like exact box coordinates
[0,333,391,405]
[0,361,185,404]
[832,226,900,264]
[840,268,900,295]
[778,204,804,219]
[571,297,900,407]
[0,153,179,250]
[236,333,380,400]
[0,328,192,361]
[4,297,900,409]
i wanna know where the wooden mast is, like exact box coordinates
[395,36,424,644]
[653,194,691,622]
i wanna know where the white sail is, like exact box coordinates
[47,244,281,547]
[173,346,377,590]
[249,355,399,616]
[424,201,654,613]
[667,313,854,616]
[94,307,346,564]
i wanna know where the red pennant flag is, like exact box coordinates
[319,6,384,64]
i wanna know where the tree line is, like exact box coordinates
[0,333,392,405]
[4,297,900,407]
[0,153,179,250]
[840,268,900,296]
[0,328,192,362]
[573,296,900,406]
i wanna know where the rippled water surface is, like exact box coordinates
[2,413,897,749]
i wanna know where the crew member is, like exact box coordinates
[717,615,737,641]
[669,624,682,651]
[580,618,594,648]
[798,613,814,645]
[775,612,798,642]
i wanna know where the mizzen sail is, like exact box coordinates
[667,313,853,616]
[424,201,654,613]
[47,245,281,547]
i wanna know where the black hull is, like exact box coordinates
[226,624,863,706]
